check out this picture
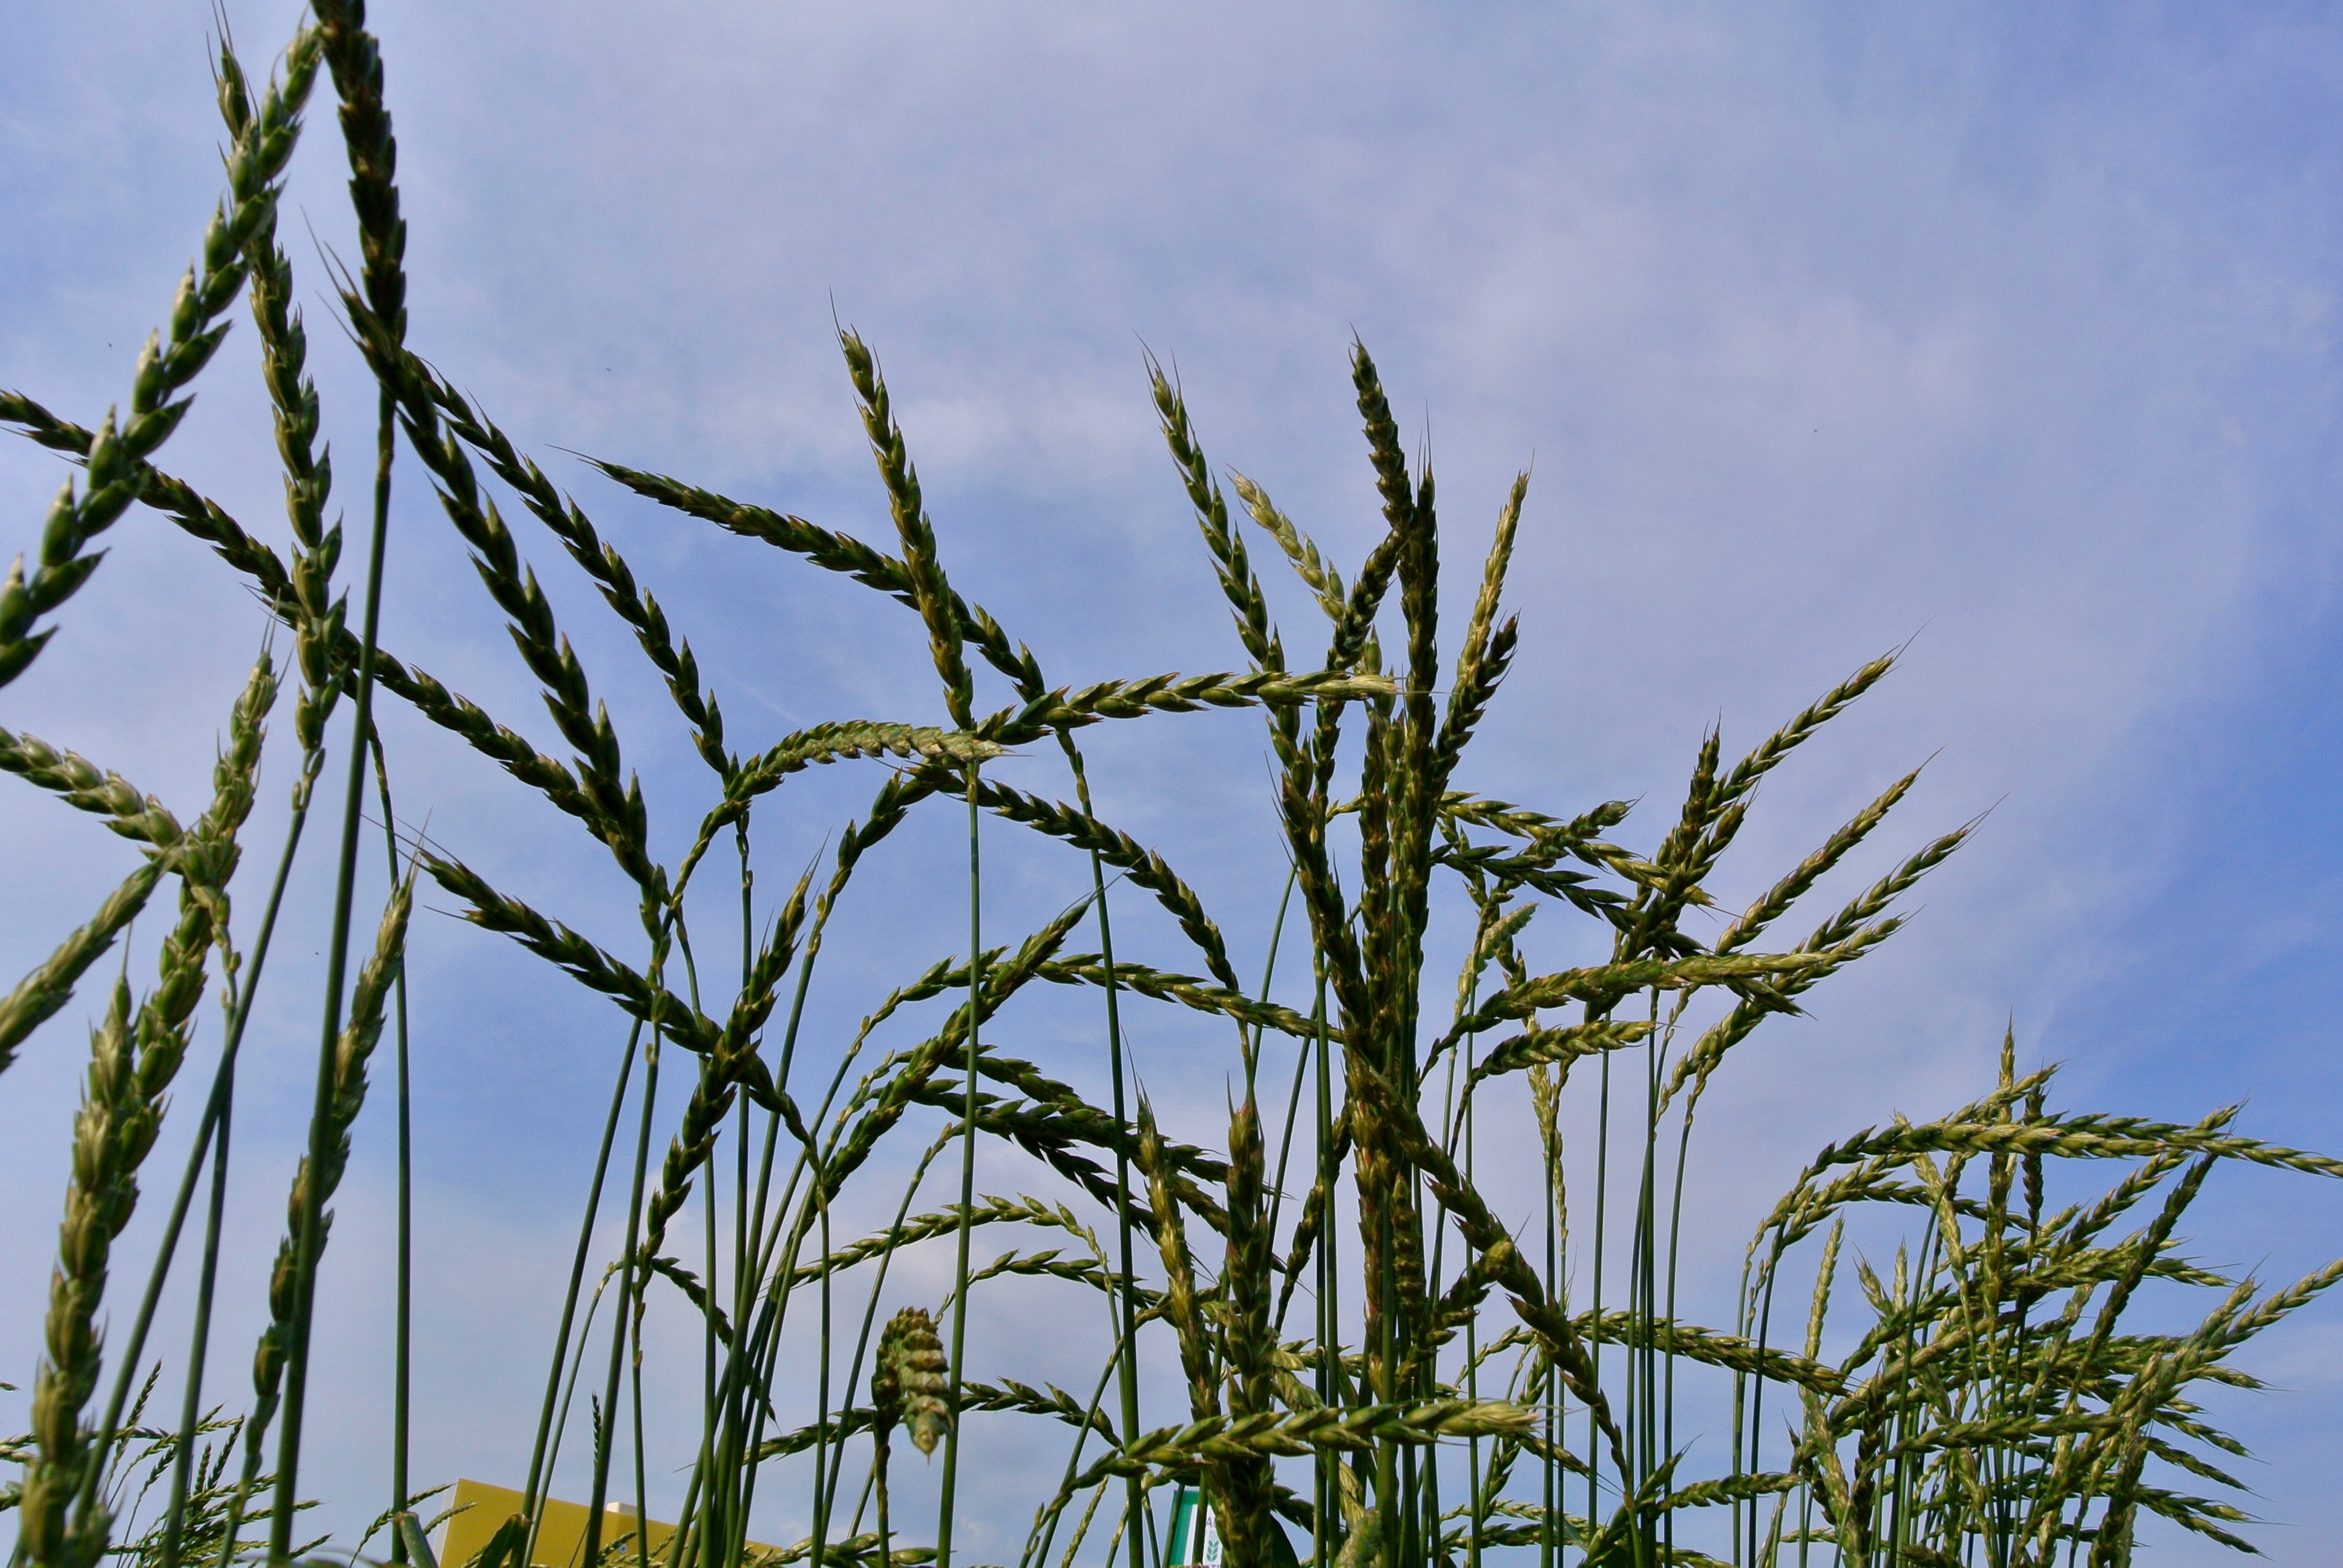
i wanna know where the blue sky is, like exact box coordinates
[4,2,2343,1561]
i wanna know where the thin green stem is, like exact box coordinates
[935,760,985,1568]
[152,766,315,1568]
[271,384,398,1557]
[105,783,312,1567]
[632,1267,653,1568]
[372,740,414,1561]
[1587,1042,1611,1559]
[1463,1024,1481,1568]
[159,1079,233,1568]
[1313,975,1334,1568]
[523,1021,644,1566]
[810,1188,836,1568]
[582,1020,665,1567]
[1055,730,1145,1568]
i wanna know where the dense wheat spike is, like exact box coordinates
[876,1308,951,1458]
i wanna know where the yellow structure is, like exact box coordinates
[434,1478,775,1568]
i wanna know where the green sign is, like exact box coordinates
[1165,1486,1222,1568]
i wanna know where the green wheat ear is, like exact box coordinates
[876,1307,951,1459]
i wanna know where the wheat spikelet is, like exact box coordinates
[220,869,415,1543]
[219,25,344,767]
[1150,358,1280,676]
[20,982,139,1568]
[1227,469,1347,624]
[312,0,404,341]
[1812,1116,2343,1181]
[966,776,1244,993]
[0,732,183,847]
[841,332,974,729]
[0,863,167,1078]
[1430,472,1525,792]
[0,28,318,691]
[764,1371,1115,1467]
[424,855,716,1050]
[423,373,731,772]
[817,898,1094,1204]
[876,1308,950,1458]
[19,654,275,1568]
[1060,1402,1536,1491]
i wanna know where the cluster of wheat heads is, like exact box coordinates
[4,10,2341,1568]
